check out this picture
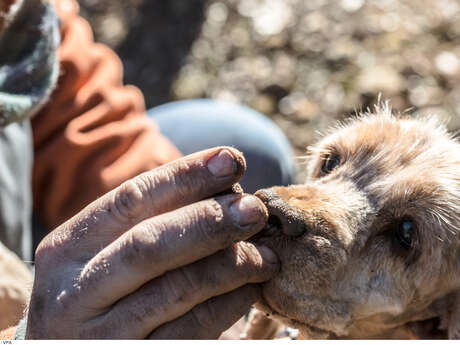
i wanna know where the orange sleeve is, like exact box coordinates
[32,0,182,229]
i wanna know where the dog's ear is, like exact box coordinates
[447,292,460,339]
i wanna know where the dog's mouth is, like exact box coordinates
[250,215,283,243]
[250,213,347,339]
[256,293,336,339]
[249,193,347,339]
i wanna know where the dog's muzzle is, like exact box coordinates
[254,189,309,238]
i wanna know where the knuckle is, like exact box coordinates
[77,254,111,293]
[168,162,204,199]
[34,235,61,271]
[120,227,153,266]
[232,243,263,276]
[194,200,230,246]
[135,161,203,213]
[177,267,201,293]
[191,299,219,330]
[163,271,192,306]
[167,156,220,197]
[111,178,146,222]
[137,171,161,201]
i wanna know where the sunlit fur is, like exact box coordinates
[252,103,460,339]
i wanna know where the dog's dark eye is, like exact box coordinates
[395,218,415,250]
[321,154,341,174]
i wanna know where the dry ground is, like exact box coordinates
[79,0,460,179]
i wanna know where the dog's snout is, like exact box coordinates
[255,188,309,238]
[254,188,278,203]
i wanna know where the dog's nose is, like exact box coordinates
[255,188,309,238]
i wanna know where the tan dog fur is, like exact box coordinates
[248,103,460,339]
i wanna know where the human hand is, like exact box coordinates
[26,147,279,339]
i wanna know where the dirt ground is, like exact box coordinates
[79,0,460,179]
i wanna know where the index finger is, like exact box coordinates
[47,147,246,256]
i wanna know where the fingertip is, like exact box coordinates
[230,194,268,228]
[257,245,279,266]
[226,147,247,178]
[220,146,246,167]
[207,150,237,178]
[206,146,246,180]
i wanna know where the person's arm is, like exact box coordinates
[32,0,182,229]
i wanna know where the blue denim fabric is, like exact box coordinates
[148,99,295,193]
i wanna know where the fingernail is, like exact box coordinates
[230,195,264,227]
[207,150,237,178]
[257,245,279,265]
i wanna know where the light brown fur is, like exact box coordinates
[249,103,460,339]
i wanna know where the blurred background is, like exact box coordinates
[79,0,460,178]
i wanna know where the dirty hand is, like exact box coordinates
[25,147,279,339]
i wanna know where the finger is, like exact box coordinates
[150,285,260,339]
[91,242,278,338]
[77,193,269,309]
[47,147,246,256]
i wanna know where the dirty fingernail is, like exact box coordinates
[257,245,279,265]
[207,150,237,178]
[230,195,265,227]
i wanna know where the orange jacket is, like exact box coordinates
[32,0,182,229]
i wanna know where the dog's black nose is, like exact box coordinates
[255,189,309,238]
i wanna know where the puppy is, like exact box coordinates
[247,102,460,339]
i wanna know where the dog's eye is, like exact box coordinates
[321,154,341,174]
[395,218,415,250]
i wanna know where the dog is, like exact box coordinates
[245,102,460,339]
